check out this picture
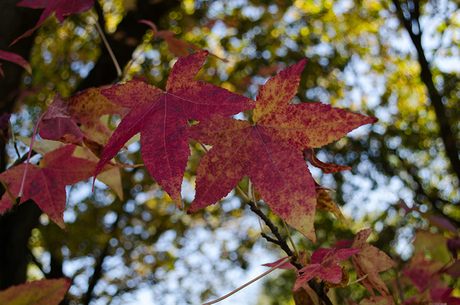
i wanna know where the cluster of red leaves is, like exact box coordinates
[0,1,396,302]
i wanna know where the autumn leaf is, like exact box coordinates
[403,253,445,292]
[0,145,104,229]
[95,51,254,209]
[11,0,94,46]
[351,229,395,296]
[39,89,124,157]
[0,50,32,75]
[187,59,376,241]
[40,92,84,146]
[304,148,352,174]
[139,20,227,61]
[17,137,124,200]
[292,248,360,291]
[315,182,347,223]
[0,278,70,305]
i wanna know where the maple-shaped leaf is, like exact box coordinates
[11,0,94,46]
[0,145,103,229]
[351,229,395,296]
[18,136,124,200]
[187,59,376,241]
[292,248,360,291]
[0,278,70,305]
[40,92,84,146]
[140,20,227,61]
[0,50,32,75]
[95,51,254,209]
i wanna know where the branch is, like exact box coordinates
[245,200,332,305]
[393,0,460,182]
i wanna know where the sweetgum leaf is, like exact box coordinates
[292,248,359,290]
[0,145,104,229]
[17,137,124,200]
[0,50,32,74]
[40,92,84,146]
[0,278,70,305]
[351,229,395,296]
[95,51,254,209]
[11,0,94,45]
[188,59,376,241]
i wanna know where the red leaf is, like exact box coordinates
[0,63,3,78]
[403,253,445,292]
[351,229,395,296]
[188,59,376,241]
[304,148,352,173]
[293,248,359,290]
[140,20,227,61]
[40,92,84,146]
[0,50,32,74]
[0,278,70,305]
[0,145,101,229]
[430,288,460,304]
[11,0,93,45]
[95,51,254,209]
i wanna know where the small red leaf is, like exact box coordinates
[0,50,32,74]
[0,145,104,229]
[11,0,93,45]
[40,92,84,146]
[304,148,352,173]
[0,278,70,305]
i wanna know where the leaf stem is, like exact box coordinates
[18,110,47,199]
[203,257,290,305]
[90,10,122,77]
[282,219,299,259]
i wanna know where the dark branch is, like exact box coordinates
[246,200,332,305]
[393,0,460,182]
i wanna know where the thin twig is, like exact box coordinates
[203,257,291,305]
[282,219,299,258]
[90,10,122,77]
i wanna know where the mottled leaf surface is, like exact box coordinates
[351,229,395,296]
[0,278,70,305]
[95,51,254,209]
[188,59,376,241]
[0,145,102,229]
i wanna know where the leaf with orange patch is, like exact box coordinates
[351,229,395,296]
[95,51,254,209]
[0,50,32,74]
[187,59,376,241]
